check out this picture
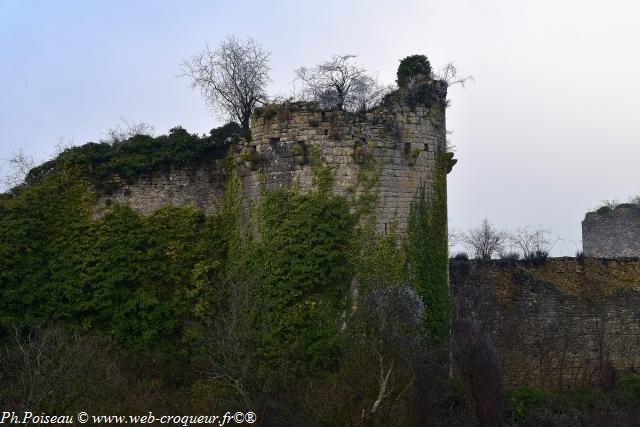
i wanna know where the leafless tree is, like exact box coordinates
[433,62,474,88]
[52,136,75,156]
[102,117,155,145]
[0,324,126,412]
[508,226,557,257]
[181,35,271,135]
[461,218,507,260]
[1,149,36,190]
[598,199,619,212]
[203,277,256,408]
[295,54,385,111]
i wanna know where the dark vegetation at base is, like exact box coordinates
[507,381,640,426]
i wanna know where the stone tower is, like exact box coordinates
[582,206,640,258]
[237,100,451,237]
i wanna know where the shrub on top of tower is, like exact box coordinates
[396,54,432,88]
[386,54,472,109]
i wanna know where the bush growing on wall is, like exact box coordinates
[21,123,240,190]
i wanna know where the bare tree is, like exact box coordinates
[508,226,557,257]
[433,62,474,88]
[52,136,76,156]
[295,54,385,111]
[1,149,36,190]
[598,199,619,212]
[181,35,271,135]
[102,117,155,145]
[203,277,256,408]
[461,218,507,260]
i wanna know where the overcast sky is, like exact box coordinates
[2,0,639,255]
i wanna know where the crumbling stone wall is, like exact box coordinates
[237,101,447,236]
[95,160,226,216]
[451,258,640,390]
[96,101,449,238]
[582,207,640,258]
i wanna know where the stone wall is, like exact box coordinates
[583,207,640,258]
[451,257,640,391]
[95,101,449,239]
[237,101,447,236]
[95,159,226,216]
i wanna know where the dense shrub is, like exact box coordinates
[0,169,226,361]
[397,54,432,88]
[22,122,240,190]
[498,251,521,267]
[523,250,549,266]
[506,377,640,425]
[508,385,551,423]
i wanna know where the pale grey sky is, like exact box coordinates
[2,0,639,255]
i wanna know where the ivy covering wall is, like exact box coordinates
[0,129,452,424]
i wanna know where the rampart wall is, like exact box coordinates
[451,258,640,390]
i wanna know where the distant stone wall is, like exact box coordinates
[583,207,640,258]
[451,258,640,391]
[237,101,448,236]
[95,160,226,216]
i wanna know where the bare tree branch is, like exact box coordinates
[508,226,558,257]
[433,62,474,88]
[181,35,271,134]
[461,218,507,260]
[295,55,386,111]
[1,149,36,190]
[102,117,155,145]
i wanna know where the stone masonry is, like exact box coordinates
[96,100,449,238]
[582,206,640,258]
[95,161,227,216]
[238,101,448,236]
[451,258,640,390]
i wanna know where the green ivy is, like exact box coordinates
[0,169,226,360]
[250,189,355,381]
[405,152,450,343]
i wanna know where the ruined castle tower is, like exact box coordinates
[582,206,640,258]
[97,98,452,239]
[238,100,451,237]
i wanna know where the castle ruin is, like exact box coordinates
[582,206,640,258]
[97,99,452,238]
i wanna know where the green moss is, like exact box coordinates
[310,146,335,193]
[241,151,261,162]
[292,144,305,156]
